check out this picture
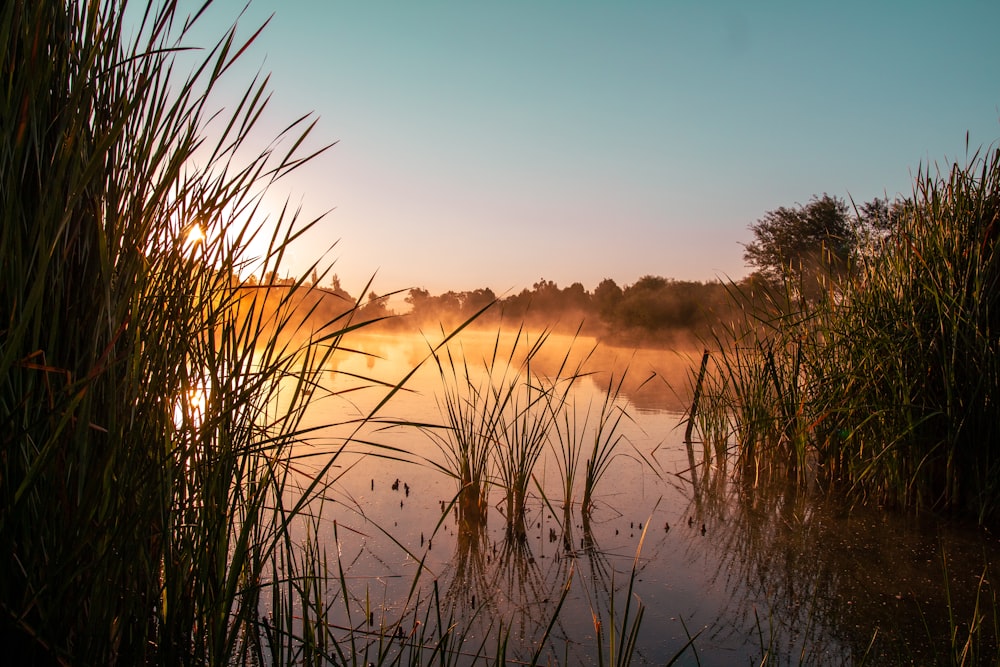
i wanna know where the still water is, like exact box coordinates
[287,330,998,665]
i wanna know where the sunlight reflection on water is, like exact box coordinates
[283,330,999,665]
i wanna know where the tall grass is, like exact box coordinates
[550,367,634,538]
[824,149,1000,518]
[492,330,584,540]
[424,332,508,528]
[0,1,375,663]
[424,328,578,538]
[579,371,633,523]
[704,146,1000,521]
[424,328,636,543]
[0,3,651,662]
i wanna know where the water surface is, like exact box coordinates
[287,331,998,665]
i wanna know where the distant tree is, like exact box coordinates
[593,278,623,319]
[360,291,389,319]
[743,194,854,285]
[405,287,431,309]
[532,278,559,299]
[500,288,533,318]
[856,197,895,234]
[630,275,669,292]
[618,276,696,331]
[321,273,353,302]
[437,290,462,313]
[560,282,590,311]
[526,279,561,314]
[852,196,911,261]
[462,287,496,316]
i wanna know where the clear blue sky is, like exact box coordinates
[179,1,999,296]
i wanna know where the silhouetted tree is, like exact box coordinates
[593,278,623,319]
[360,291,389,319]
[462,287,496,317]
[560,282,590,311]
[405,287,431,310]
[852,196,911,261]
[618,276,697,331]
[437,290,462,313]
[743,194,854,285]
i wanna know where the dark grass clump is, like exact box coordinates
[704,146,1000,522]
[823,149,1000,519]
[0,1,369,663]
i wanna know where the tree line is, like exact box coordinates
[254,192,908,347]
[381,276,736,346]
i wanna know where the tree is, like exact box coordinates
[360,291,389,319]
[852,196,911,261]
[743,194,854,285]
[617,276,698,331]
[405,287,431,310]
[560,282,590,311]
[593,278,623,319]
[462,287,496,316]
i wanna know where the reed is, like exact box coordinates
[493,329,586,540]
[702,146,1000,519]
[819,148,1000,517]
[942,560,998,666]
[3,2,649,663]
[423,332,509,528]
[688,357,731,464]
[549,365,633,543]
[0,1,376,663]
[552,397,587,545]
[423,327,582,538]
[580,371,633,522]
[594,526,647,667]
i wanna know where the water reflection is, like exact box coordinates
[678,455,999,664]
[304,331,998,664]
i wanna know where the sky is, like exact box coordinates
[176,1,999,297]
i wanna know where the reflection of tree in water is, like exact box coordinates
[680,453,999,663]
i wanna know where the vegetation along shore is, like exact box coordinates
[2,0,999,664]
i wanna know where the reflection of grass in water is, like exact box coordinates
[333,523,573,665]
[682,148,1000,662]
[671,440,999,665]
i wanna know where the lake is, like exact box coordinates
[281,329,998,665]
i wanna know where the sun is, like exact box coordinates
[185,223,206,247]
